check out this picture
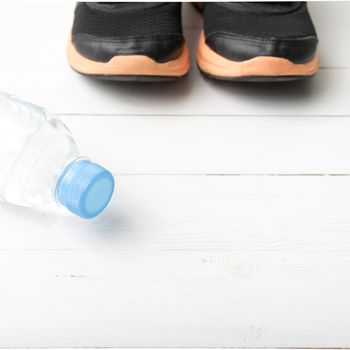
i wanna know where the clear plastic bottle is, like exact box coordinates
[0,92,115,219]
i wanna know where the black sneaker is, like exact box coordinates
[196,2,319,82]
[67,2,190,82]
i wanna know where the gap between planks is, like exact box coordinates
[57,114,350,118]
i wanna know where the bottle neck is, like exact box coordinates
[54,156,88,205]
[55,158,115,219]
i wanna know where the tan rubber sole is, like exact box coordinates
[196,31,319,79]
[67,39,190,78]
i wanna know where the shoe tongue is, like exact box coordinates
[99,2,141,8]
[227,2,302,15]
[90,2,164,11]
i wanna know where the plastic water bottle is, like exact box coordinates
[0,92,115,219]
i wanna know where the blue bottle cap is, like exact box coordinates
[56,158,115,219]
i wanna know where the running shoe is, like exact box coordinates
[196,2,319,82]
[68,2,190,81]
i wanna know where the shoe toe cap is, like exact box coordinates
[72,34,185,63]
[206,33,318,64]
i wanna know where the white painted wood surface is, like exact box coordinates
[62,115,350,175]
[2,175,350,348]
[0,1,350,348]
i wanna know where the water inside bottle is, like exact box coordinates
[0,93,79,206]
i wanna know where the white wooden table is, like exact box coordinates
[0,2,349,348]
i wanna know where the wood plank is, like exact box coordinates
[59,115,350,175]
[7,66,350,117]
[0,2,349,116]
[0,249,349,347]
[2,175,350,251]
[308,1,350,68]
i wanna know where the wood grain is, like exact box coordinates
[0,2,349,348]
[1,175,350,347]
[61,115,350,175]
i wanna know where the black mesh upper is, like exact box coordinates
[72,2,183,38]
[203,2,317,39]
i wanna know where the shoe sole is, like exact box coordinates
[67,38,191,82]
[196,31,319,82]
